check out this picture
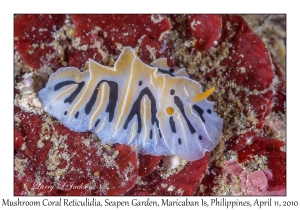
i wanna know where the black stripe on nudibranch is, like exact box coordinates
[192,105,205,123]
[199,135,203,140]
[63,81,85,104]
[75,111,79,118]
[124,87,159,133]
[84,80,118,122]
[149,130,153,139]
[169,116,176,133]
[150,65,175,77]
[207,109,212,114]
[157,68,175,77]
[54,81,77,91]
[64,111,67,115]
[170,89,175,95]
[138,81,142,86]
[169,68,175,73]
[178,138,182,145]
[174,96,196,134]
[95,119,100,127]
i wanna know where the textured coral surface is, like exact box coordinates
[14,14,286,195]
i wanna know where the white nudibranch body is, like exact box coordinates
[38,47,223,161]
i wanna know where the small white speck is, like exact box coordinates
[163,155,181,170]
[167,185,175,192]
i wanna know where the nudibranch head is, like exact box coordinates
[38,47,223,161]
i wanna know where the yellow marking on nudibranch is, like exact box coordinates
[74,75,81,82]
[141,96,151,143]
[96,115,108,133]
[52,85,77,102]
[114,66,138,132]
[128,120,138,143]
[149,70,164,90]
[83,62,89,71]
[166,107,174,115]
[115,55,157,133]
[175,112,187,146]
[113,48,138,133]
[150,58,169,69]
[68,60,114,116]
[175,68,188,77]
[89,83,109,129]
[47,67,85,84]
[192,87,215,103]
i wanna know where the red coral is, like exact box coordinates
[14,108,55,195]
[247,91,274,128]
[272,60,286,113]
[220,16,274,91]
[14,15,66,69]
[226,132,286,193]
[137,35,169,63]
[195,163,223,196]
[138,154,162,177]
[66,47,102,69]
[72,14,171,54]
[14,128,24,152]
[188,15,222,51]
[217,16,275,130]
[127,153,210,195]
[14,107,138,196]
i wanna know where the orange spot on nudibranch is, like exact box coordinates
[166,107,174,115]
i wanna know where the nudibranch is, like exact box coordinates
[38,47,223,161]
